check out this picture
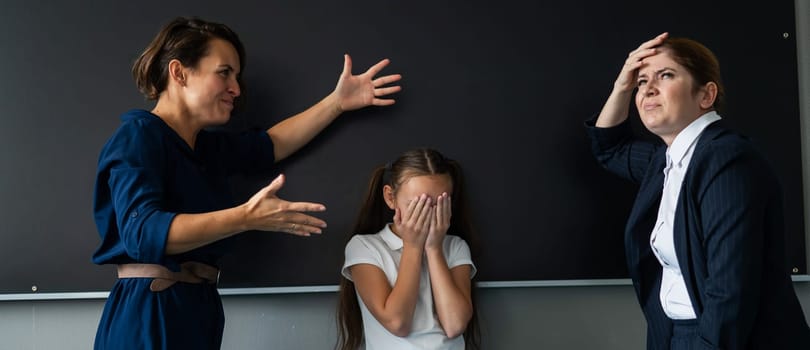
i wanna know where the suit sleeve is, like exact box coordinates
[584,117,659,184]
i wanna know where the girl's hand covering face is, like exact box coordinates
[426,192,451,250]
[393,194,433,248]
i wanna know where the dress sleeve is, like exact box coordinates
[102,121,176,264]
[341,236,383,281]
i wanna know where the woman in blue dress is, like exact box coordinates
[92,16,402,350]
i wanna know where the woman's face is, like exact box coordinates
[182,38,241,126]
[384,174,453,212]
[634,50,710,144]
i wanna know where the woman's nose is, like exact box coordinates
[229,79,241,97]
[643,82,658,96]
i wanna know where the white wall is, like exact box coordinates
[0,284,808,349]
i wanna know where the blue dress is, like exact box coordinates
[92,109,275,349]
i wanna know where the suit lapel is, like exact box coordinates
[672,121,727,314]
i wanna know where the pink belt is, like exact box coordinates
[117,262,219,292]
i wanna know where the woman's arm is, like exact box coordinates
[268,54,401,161]
[595,33,667,128]
[164,174,326,254]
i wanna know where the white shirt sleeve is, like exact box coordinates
[444,235,477,279]
[342,235,383,281]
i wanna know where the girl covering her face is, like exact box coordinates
[336,148,480,350]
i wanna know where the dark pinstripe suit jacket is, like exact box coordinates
[586,119,810,349]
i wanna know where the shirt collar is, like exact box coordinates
[120,108,158,122]
[380,223,403,250]
[667,111,722,166]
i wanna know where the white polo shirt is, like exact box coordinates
[651,111,721,320]
[342,224,476,350]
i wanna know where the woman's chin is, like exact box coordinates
[202,114,232,127]
[215,110,233,123]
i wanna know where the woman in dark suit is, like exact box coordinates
[586,32,810,349]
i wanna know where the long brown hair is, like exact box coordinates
[336,148,481,350]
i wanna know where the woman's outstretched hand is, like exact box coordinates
[242,174,327,236]
[333,54,402,112]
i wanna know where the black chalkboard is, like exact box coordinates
[0,0,804,294]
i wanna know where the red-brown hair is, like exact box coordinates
[657,37,726,114]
